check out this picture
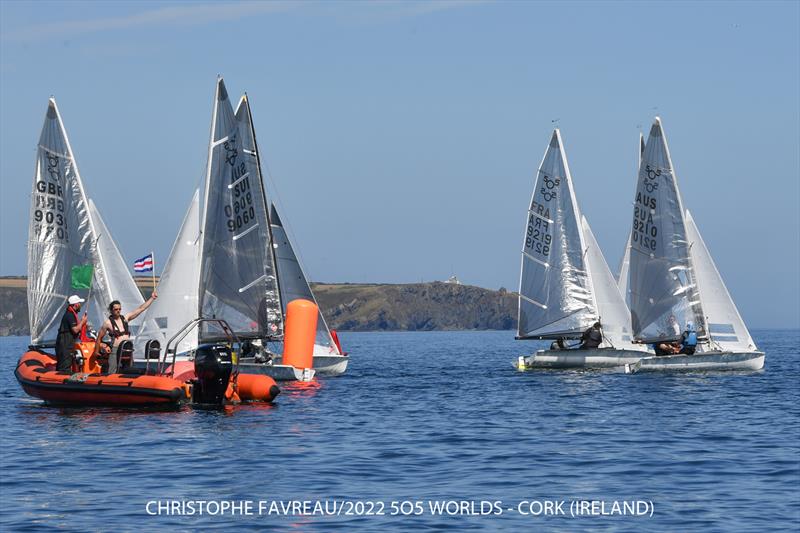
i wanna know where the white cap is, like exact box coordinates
[67,295,85,305]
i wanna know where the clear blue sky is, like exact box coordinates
[1,1,798,328]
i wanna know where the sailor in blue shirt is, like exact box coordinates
[679,321,698,355]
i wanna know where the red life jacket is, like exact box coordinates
[68,306,91,342]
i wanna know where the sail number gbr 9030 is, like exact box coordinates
[226,171,256,233]
[33,154,69,243]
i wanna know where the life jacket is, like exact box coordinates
[683,330,698,348]
[62,305,91,342]
[108,316,130,341]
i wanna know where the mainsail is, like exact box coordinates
[270,204,341,354]
[198,78,283,341]
[627,118,705,342]
[87,199,144,334]
[28,99,104,346]
[517,129,596,339]
[135,190,200,354]
[685,211,756,352]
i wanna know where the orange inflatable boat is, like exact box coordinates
[15,340,280,407]
[15,348,188,406]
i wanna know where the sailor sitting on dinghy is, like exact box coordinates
[679,322,698,355]
[579,322,603,350]
[93,292,157,373]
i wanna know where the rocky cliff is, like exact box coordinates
[0,278,517,335]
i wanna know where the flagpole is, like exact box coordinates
[151,250,156,295]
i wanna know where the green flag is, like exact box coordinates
[71,264,94,289]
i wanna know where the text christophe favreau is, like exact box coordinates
[145,499,655,518]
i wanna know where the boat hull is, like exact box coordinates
[271,354,349,376]
[625,351,765,373]
[16,351,187,406]
[238,362,315,382]
[516,348,648,369]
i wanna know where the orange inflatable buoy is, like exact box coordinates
[236,373,280,402]
[282,299,318,370]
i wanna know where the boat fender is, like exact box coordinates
[236,373,280,402]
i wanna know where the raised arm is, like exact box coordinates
[126,291,158,322]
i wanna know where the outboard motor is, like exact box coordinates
[192,344,233,405]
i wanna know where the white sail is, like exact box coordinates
[616,134,645,305]
[198,78,283,342]
[27,99,105,346]
[517,129,596,339]
[617,237,631,306]
[135,190,200,354]
[270,204,341,355]
[685,211,756,352]
[628,118,705,342]
[581,216,642,349]
[87,199,144,334]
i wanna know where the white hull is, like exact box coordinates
[133,357,315,382]
[271,354,349,376]
[515,348,648,370]
[625,351,765,373]
[238,362,315,382]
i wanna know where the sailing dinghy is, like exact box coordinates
[193,79,314,381]
[624,118,763,372]
[134,87,345,379]
[516,129,648,369]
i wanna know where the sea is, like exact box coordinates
[1,329,798,532]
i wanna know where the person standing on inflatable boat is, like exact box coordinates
[92,292,157,373]
[55,295,89,372]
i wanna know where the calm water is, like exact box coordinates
[1,330,798,532]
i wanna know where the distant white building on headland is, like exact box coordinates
[444,275,461,285]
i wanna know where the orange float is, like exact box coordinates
[282,299,318,370]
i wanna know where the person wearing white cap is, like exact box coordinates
[55,295,88,372]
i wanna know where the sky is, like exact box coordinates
[1,0,798,328]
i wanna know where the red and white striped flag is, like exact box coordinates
[133,253,154,273]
